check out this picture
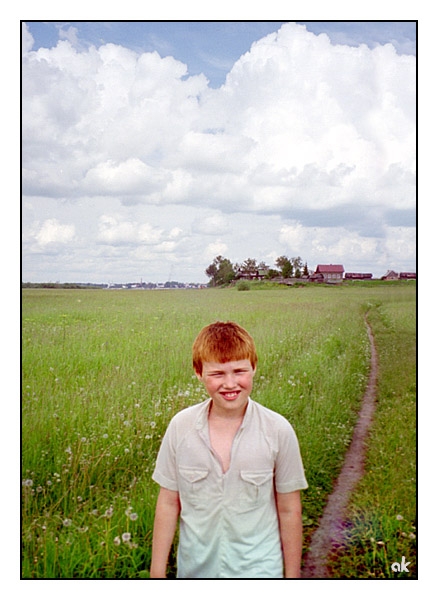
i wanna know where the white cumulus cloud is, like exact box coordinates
[35,219,76,246]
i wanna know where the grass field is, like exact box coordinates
[327,290,417,578]
[21,282,416,578]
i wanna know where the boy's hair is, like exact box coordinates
[192,321,258,375]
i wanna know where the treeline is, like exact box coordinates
[205,255,309,287]
[21,282,105,289]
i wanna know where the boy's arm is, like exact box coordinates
[276,490,303,578]
[150,487,181,578]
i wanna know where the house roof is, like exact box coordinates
[315,264,344,273]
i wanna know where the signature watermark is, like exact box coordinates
[391,556,411,573]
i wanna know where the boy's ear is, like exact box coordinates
[195,370,203,382]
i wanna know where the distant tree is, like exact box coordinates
[205,255,236,286]
[294,267,301,278]
[205,258,220,285]
[241,258,258,272]
[267,269,280,279]
[276,256,293,278]
[218,259,236,285]
[291,256,304,272]
[303,263,309,277]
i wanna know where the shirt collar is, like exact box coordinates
[195,397,253,430]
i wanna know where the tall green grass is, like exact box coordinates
[21,284,416,578]
[326,289,417,578]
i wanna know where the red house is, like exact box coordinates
[382,270,399,280]
[312,264,344,283]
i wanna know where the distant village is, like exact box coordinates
[234,264,416,284]
[109,265,416,289]
[22,263,416,290]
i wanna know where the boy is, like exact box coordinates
[150,321,308,578]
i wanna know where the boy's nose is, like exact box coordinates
[223,374,237,388]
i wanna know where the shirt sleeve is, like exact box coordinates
[152,418,179,492]
[274,420,308,493]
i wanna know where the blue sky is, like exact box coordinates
[25,21,416,89]
[22,21,416,283]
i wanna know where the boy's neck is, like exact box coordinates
[209,399,249,421]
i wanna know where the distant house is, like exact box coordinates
[344,272,373,280]
[382,270,399,280]
[400,272,416,280]
[311,264,344,283]
[236,267,268,280]
[308,272,324,282]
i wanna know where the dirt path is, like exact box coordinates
[301,312,378,578]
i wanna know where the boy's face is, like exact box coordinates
[196,359,255,414]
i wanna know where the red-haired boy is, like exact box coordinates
[150,321,308,578]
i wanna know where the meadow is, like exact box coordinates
[21,282,416,578]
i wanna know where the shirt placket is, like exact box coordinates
[196,407,248,576]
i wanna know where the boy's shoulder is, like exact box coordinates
[169,398,209,427]
[251,399,295,432]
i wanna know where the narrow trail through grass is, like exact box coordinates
[302,312,378,578]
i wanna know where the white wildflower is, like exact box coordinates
[114,536,121,546]
[122,532,131,543]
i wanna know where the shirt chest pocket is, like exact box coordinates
[178,467,210,509]
[237,469,273,513]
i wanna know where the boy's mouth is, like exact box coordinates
[220,391,241,401]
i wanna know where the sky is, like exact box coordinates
[21,20,417,283]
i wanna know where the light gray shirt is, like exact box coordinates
[152,397,308,578]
